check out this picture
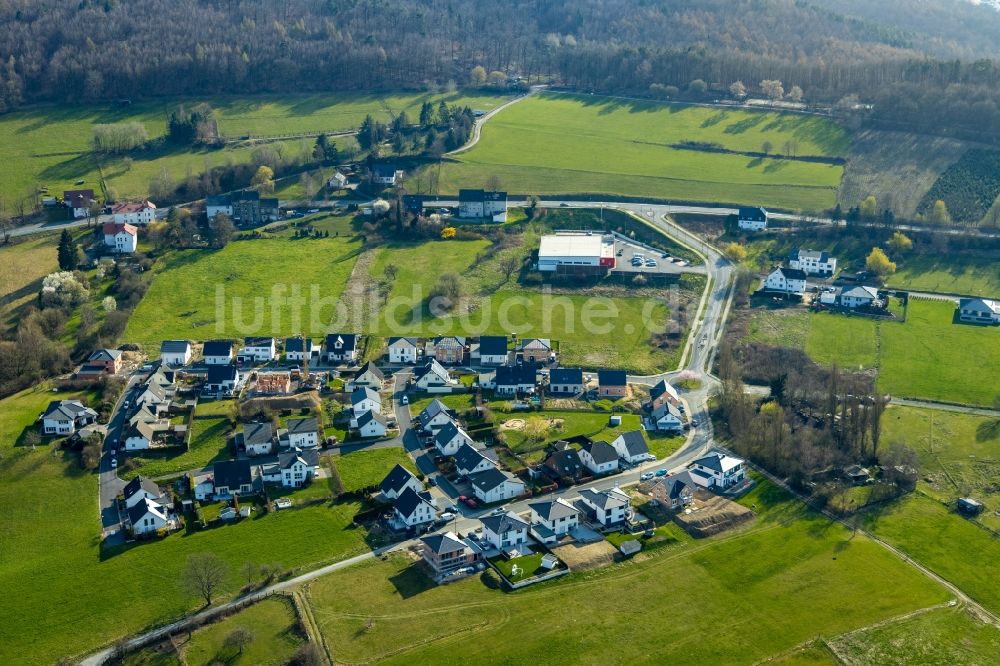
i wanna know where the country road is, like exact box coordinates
[446,85,542,156]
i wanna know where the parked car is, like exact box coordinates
[462,497,478,509]
[440,511,457,521]
[427,476,436,486]
[401,395,409,405]
[111,457,118,468]
[645,259,657,267]
[655,469,668,477]
[690,418,699,427]
[640,472,654,481]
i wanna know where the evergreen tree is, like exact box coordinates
[419,101,434,126]
[57,229,77,270]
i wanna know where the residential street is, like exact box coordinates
[99,374,144,539]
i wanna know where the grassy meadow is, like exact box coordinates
[0,91,508,204]
[438,92,849,210]
[335,447,418,494]
[0,233,60,333]
[121,399,234,480]
[303,482,947,664]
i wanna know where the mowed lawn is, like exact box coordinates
[0,91,508,204]
[335,447,418,494]
[890,254,1000,297]
[879,298,1000,406]
[177,596,305,666]
[0,233,60,333]
[439,93,849,211]
[124,236,361,352]
[369,240,676,373]
[747,308,878,370]
[0,385,372,665]
[305,486,946,664]
[121,399,234,480]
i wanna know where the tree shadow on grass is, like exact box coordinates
[976,420,1000,443]
[701,111,727,128]
[724,114,766,135]
[388,563,435,599]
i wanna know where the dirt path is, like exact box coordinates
[335,247,381,331]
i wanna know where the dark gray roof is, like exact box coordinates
[380,463,419,495]
[692,450,744,473]
[581,439,618,464]
[374,164,399,177]
[244,422,274,446]
[325,333,357,352]
[393,487,433,518]
[454,443,493,473]
[792,248,830,262]
[546,449,584,477]
[351,386,381,404]
[579,487,629,510]
[242,336,274,347]
[203,340,233,357]
[278,449,319,469]
[477,335,508,356]
[123,475,160,501]
[435,420,469,447]
[469,467,520,494]
[615,430,649,456]
[355,361,384,381]
[598,370,627,387]
[649,379,677,401]
[529,498,579,521]
[418,399,453,426]
[284,337,314,353]
[958,297,999,313]
[42,399,96,421]
[549,368,583,385]
[652,402,683,421]
[774,267,808,281]
[387,336,418,348]
[206,364,237,383]
[286,417,317,435]
[127,498,165,525]
[358,410,388,428]
[213,459,252,489]
[420,531,469,555]
[656,471,695,500]
[89,348,123,361]
[160,340,190,353]
[739,206,767,221]
[480,511,529,534]
[414,359,449,381]
[494,363,537,387]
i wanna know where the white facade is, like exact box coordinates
[358,412,388,438]
[529,500,580,536]
[578,444,619,475]
[840,286,879,309]
[352,392,382,417]
[470,471,526,503]
[160,342,192,366]
[103,225,138,253]
[124,432,151,451]
[579,488,630,526]
[280,458,316,488]
[415,363,456,392]
[789,249,837,276]
[388,338,419,363]
[435,425,475,456]
[689,451,747,489]
[537,233,615,272]
[287,430,318,449]
[764,268,807,295]
[111,201,156,225]
[482,518,529,550]
[240,339,277,362]
[738,207,768,231]
[246,440,273,456]
[130,501,169,536]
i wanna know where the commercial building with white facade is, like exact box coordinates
[537,232,616,273]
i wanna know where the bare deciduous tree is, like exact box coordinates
[183,553,228,606]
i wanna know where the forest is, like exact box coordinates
[2,1,1000,141]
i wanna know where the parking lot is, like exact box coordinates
[611,238,700,275]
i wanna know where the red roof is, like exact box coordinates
[63,189,95,208]
[111,200,155,214]
[103,222,138,236]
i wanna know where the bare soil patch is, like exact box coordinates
[551,540,618,571]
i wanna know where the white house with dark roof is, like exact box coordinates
[284,337,320,361]
[413,359,456,392]
[417,399,456,432]
[324,333,358,363]
[957,298,1000,324]
[469,467,526,504]
[128,498,170,536]
[202,340,234,365]
[480,511,529,550]
[529,498,579,543]
[648,471,696,511]
[611,430,651,464]
[475,335,509,366]
[650,402,684,433]
[649,379,680,411]
[348,361,384,391]
[578,487,631,527]
[41,400,98,435]
[578,440,619,475]
[789,248,837,276]
[453,443,497,477]
[435,420,475,456]
[839,285,881,309]
[261,449,320,488]
[391,487,437,530]
[764,267,807,295]
[239,337,277,363]
[419,531,482,573]
[480,363,537,395]
[688,450,747,490]
[243,422,275,456]
[738,206,768,231]
[548,367,584,395]
[123,420,157,451]
[285,417,319,449]
[205,364,240,395]
[387,336,419,363]
[212,459,256,498]
[458,189,508,222]
[379,463,423,500]
[373,164,404,186]
[159,340,192,366]
[123,476,163,510]
[351,386,382,417]
[357,410,389,438]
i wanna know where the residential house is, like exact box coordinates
[41,400,98,435]
[402,195,424,215]
[387,336,419,364]
[611,430,651,464]
[262,450,320,488]
[597,370,628,398]
[529,498,580,544]
[419,531,482,574]
[417,399,457,432]
[123,476,163,510]
[192,472,215,501]
[128,498,170,536]
[789,248,837,276]
[427,336,467,365]
[650,402,684,433]
[544,446,587,483]
[957,298,1000,324]
[324,333,358,363]
[688,450,747,490]
[578,440,620,475]
[244,422,276,456]
[649,379,680,411]
[349,361,385,390]
[212,459,256,498]
[373,164,404,186]
[480,511,530,550]
[239,337,277,363]
[123,420,157,451]
[548,367,584,395]
[578,487,631,527]
[517,338,553,364]
[357,410,389,438]
[737,206,768,231]
[351,386,382,417]
[764,267,808,295]
[480,363,537,395]
[134,378,170,414]
[391,487,437,530]
[647,471,696,511]
[101,222,138,253]
[453,443,497,478]
[458,189,508,222]
[160,340,192,366]
[379,463,423,500]
[413,359,455,392]
[284,336,320,361]
[205,364,240,395]
[476,335,509,366]
[285,417,319,449]
[328,171,349,190]
[435,420,475,456]
[202,340,234,365]
[110,200,156,225]
[839,285,881,309]
[78,348,124,378]
[206,191,279,226]
[468,467,526,504]
[64,189,96,218]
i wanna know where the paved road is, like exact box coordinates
[446,86,542,156]
[890,397,1000,418]
[99,375,144,537]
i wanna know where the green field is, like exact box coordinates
[747,308,878,370]
[335,447,418,494]
[0,91,508,204]
[124,236,362,352]
[122,399,234,480]
[438,93,849,211]
[828,605,1000,664]
[177,596,305,666]
[304,482,947,664]
[891,254,1000,297]
[0,233,60,333]
[0,384,372,665]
